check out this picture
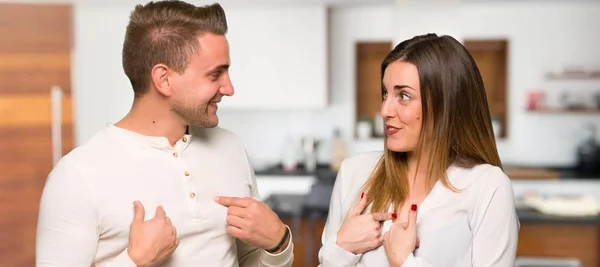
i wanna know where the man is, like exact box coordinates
[35,1,293,266]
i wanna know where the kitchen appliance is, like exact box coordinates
[575,123,600,175]
[301,136,320,172]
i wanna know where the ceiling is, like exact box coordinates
[0,0,596,6]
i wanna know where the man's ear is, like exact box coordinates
[150,64,173,97]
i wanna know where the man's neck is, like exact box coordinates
[115,97,187,146]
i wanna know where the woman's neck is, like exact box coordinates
[406,151,431,189]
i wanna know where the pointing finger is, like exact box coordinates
[371,212,395,221]
[349,192,368,217]
[214,196,250,208]
[407,204,418,232]
[132,201,145,223]
[155,205,166,218]
[396,221,409,228]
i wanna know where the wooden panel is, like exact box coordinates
[0,69,70,94]
[283,218,326,267]
[0,94,73,127]
[505,167,560,180]
[356,42,392,138]
[0,125,74,165]
[0,53,70,71]
[464,40,508,139]
[0,4,72,53]
[0,4,73,266]
[517,223,599,267]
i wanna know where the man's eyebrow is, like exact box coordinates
[206,64,230,75]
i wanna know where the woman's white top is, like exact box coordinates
[318,151,519,267]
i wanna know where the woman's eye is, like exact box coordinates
[399,92,410,100]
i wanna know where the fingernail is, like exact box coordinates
[391,213,397,219]
[361,192,364,199]
[214,196,220,201]
[411,204,417,211]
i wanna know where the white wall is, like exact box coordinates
[71,1,600,168]
[217,5,395,167]
[226,1,600,168]
[72,2,135,145]
[460,1,600,166]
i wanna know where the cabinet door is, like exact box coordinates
[221,5,328,110]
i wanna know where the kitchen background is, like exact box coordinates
[1,0,600,266]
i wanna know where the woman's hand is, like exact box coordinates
[383,204,419,267]
[336,192,395,255]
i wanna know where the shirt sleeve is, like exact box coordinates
[401,253,434,267]
[237,146,294,267]
[36,157,136,267]
[318,160,362,267]
[470,166,520,266]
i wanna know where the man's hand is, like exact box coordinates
[127,201,179,266]
[214,196,289,253]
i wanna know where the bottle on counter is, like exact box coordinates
[330,128,346,172]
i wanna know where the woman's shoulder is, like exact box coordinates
[336,151,383,184]
[447,163,511,191]
[340,151,384,173]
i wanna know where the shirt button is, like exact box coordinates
[189,192,196,198]
[173,152,179,158]
[184,171,190,176]
[182,137,188,142]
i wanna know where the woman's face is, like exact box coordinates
[381,61,423,153]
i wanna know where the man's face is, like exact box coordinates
[169,33,234,128]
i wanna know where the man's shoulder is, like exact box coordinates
[61,127,115,164]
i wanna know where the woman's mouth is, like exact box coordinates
[385,125,401,135]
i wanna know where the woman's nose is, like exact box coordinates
[380,98,394,119]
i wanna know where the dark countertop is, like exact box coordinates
[265,193,600,224]
[259,164,600,223]
[516,207,600,224]
[256,164,600,180]
[255,164,338,181]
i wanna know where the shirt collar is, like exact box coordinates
[106,124,192,151]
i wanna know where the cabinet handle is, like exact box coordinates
[51,86,63,167]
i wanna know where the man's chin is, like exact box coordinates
[189,117,218,128]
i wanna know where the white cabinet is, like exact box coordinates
[220,5,329,110]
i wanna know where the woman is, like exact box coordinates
[318,33,519,266]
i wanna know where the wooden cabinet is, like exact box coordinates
[281,218,327,267]
[517,223,600,267]
[0,3,74,266]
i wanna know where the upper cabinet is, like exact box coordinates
[221,5,329,110]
